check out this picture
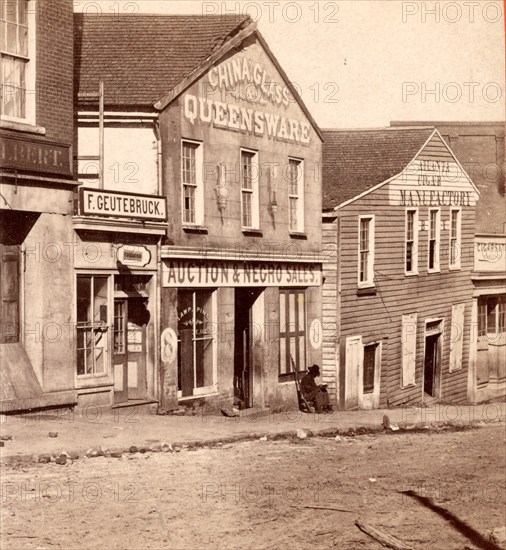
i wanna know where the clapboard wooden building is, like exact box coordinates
[322,127,480,409]
[392,121,505,403]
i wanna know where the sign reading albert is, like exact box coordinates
[80,188,167,221]
[0,133,72,176]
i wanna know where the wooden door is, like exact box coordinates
[424,335,439,396]
[345,336,363,409]
[113,300,128,403]
[234,289,253,408]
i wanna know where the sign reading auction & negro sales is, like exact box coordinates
[163,260,322,288]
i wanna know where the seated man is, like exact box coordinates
[300,364,332,413]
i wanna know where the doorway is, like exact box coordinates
[424,333,441,397]
[234,288,260,409]
[113,278,151,404]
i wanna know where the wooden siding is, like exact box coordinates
[328,133,478,408]
[322,218,338,402]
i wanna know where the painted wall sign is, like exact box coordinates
[160,328,177,364]
[162,260,322,288]
[79,188,167,221]
[184,94,311,146]
[117,245,152,267]
[207,57,292,108]
[389,160,478,207]
[0,133,71,176]
[475,237,506,272]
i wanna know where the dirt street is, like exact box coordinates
[1,424,505,550]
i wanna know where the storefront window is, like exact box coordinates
[478,296,506,339]
[279,289,306,377]
[177,290,215,396]
[76,276,109,376]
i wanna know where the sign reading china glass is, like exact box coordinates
[163,260,322,288]
[80,188,167,221]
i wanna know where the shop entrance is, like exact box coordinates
[234,288,260,409]
[424,333,441,397]
[113,277,150,404]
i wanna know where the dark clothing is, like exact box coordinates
[300,372,330,412]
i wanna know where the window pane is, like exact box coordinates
[77,277,91,324]
[94,277,108,324]
[279,292,286,335]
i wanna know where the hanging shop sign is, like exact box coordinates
[116,245,152,267]
[0,133,72,176]
[162,260,322,288]
[79,188,167,221]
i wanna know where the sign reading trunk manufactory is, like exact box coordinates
[79,188,167,221]
[162,260,322,288]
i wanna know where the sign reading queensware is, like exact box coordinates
[163,260,322,288]
[80,188,167,221]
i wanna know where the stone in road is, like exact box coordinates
[1,425,505,549]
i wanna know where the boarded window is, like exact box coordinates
[449,303,465,372]
[0,245,20,343]
[401,313,417,386]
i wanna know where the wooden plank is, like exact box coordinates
[355,520,414,550]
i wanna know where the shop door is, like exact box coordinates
[234,289,259,409]
[113,299,148,403]
[424,334,440,397]
[0,245,20,343]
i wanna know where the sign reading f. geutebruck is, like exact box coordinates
[80,188,167,221]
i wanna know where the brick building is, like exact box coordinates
[74,14,323,412]
[1,0,78,411]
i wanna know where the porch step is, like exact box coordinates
[236,406,270,418]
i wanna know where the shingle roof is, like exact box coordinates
[322,127,436,210]
[74,14,252,108]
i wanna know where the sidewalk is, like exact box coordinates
[1,401,504,464]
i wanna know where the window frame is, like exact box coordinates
[181,139,204,227]
[449,208,462,270]
[405,208,419,276]
[0,0,36,126]
[357,215,375,288]
[288,157,305,233]
[279,288,307,380]
[428,208,441,273]
[240,148,259,230]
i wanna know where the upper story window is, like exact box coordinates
[449,208,461,269]
[405,209,418,275]
[1,0,34,123]
[241,149,259,230]
[428,209,440,272]
[182,140,204,226]
[288,158,304,233]
[358,215,375,287]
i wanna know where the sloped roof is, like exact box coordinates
[322,127,436,210]
[74,14,251,108]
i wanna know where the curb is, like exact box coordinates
[1,418,500,466]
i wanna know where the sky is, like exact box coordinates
[73,0,505,128]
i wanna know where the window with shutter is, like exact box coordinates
[0,244,20,343]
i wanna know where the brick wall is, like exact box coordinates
[36,0,74,145]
